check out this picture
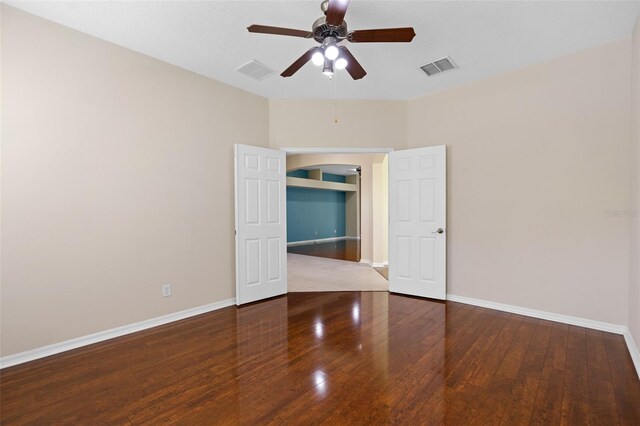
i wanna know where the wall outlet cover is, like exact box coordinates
[162,284,172,297]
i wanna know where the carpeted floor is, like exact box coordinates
[287,253,388,292]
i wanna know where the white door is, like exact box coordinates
[235,144,287,305]
[389,145,446,300]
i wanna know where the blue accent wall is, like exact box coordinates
[287,187,346,242]
[286,169,309,178]
[322,172,346,183]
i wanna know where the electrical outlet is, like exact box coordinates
[162,284,172,297]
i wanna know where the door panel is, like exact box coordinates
[389,145,446,300]
[235,144,287,305]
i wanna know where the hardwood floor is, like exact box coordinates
[2,292,639,425]
[375,266,389,280]
[287,239,360,262]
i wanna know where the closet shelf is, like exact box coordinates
[286,177,357,192]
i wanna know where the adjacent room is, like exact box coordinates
[2,0,640,424]
[286,164,361,262]
[285,153,390,292]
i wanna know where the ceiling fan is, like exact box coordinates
[247,0,416,80]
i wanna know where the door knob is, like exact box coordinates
[433,228,444,234]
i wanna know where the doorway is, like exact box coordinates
[234,145,447,305]
[284,152,389,292]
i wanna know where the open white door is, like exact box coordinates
[235,144,287,305]
[389,145,446,300]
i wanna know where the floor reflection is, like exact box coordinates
[352,303,360,324]
[313,370,328,396]
[314,321,324,339]
[230,292,445,424]
[234,295,289,424]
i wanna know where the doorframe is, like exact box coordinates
[281,147,395,277]
[282,148,395,155]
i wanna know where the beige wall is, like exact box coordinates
[285,154,387,264]
[0,6,268,356]
[345,174,360,239]
[372,155,388,265]
[630,16,640,347]
[408,39,632,325]
[268,99,406,149]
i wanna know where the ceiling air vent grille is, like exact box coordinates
[420,57,457,77]
[236,60,274,81]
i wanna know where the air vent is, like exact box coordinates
[236,60,274,81]
[420,57,457,77]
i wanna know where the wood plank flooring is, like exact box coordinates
[1,292,639,425]
[375,266,389,280]
[287,239,360,262]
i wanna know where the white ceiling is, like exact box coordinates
[7,1,640,100]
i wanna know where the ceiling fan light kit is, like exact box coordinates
[323,37,340,60]
[323,58,335,77]
[311,50,325,66]
[247,0,416,80]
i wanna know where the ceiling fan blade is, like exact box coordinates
[325,0,350,26]
[338,47,366,80]
[247,24,312,38]
[348,27,416,43]
[281,48,319,77]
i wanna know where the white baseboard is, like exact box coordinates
[5,291,638,381]
[623,329,640,380]
[446,294,626,334]
[447,293,640,380]
[360,259,372,266]
[0,297,236,369]
[372,261,389,268]
[287,236,359,247]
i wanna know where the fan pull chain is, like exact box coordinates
[333,70,339,124]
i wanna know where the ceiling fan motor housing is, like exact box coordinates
[312,16,348,43]
[248,0,415,80]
